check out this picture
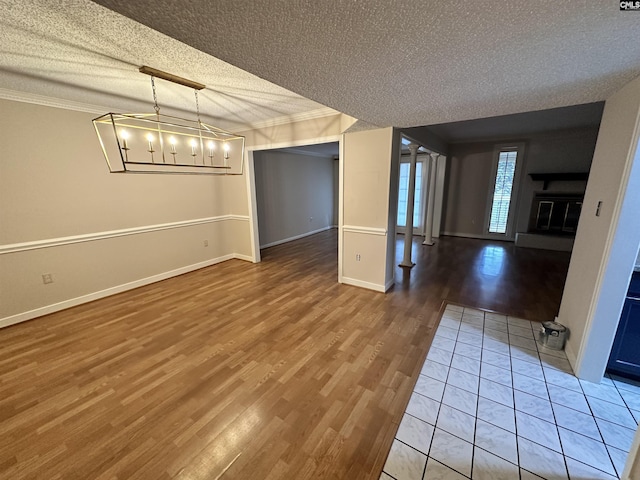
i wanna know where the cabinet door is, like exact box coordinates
[607,298,640,380]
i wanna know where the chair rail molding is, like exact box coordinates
[342,225,387,236]
[0,215,250,255]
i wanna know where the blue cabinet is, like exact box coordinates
[607,272,640,380]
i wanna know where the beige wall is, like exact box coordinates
[442,128,598,239]
[254,149,334,247]
[558,75,640,381]
[442,143,494,237]
[341,127,395,291]
[0,98,357,324]
[0,99,250,324]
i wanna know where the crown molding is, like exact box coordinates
[0,87,342,131]
[0,88,108,115]
[241,107,341,131]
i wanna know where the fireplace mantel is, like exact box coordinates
[529,172,589,190]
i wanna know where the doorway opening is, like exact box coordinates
[247,139,341,275]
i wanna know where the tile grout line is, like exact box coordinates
[505,316,525,480]
[535,319,572,480]
[411,304,635,480]
[434,306,472,479]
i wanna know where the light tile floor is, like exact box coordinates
[381,304,640,480]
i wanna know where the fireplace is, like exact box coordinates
[529,192,583,235]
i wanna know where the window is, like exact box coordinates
[397,161,423,228]
[488,148,519,234]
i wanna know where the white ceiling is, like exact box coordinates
[1,1,639,132]
[91,0,640,128]
[0,0,334,131]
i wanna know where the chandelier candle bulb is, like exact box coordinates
[120,130,129,150]
[146,133,154,152]
[93,66,245,174]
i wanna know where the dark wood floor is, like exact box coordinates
[393,234,571,322]
[0,230,570,479]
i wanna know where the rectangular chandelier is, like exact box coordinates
[93,66,245,175]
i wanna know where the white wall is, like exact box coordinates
[558,75,640,381]
[442,128,598,239]
[253,149,334,248]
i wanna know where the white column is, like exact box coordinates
[400,144,419,268]
[423,152,439,246]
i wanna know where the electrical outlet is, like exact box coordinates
[356,254,361,261]
[42,273,53,284]
[204,240,209,247]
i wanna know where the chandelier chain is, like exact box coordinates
[194,90,202,126]
[150,76,160,115]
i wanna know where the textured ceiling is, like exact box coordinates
[0,0,334,131]
[92,0,640,128]
[2,1,639,132]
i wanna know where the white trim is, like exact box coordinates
[233,253,255,263]
[245,150,261,263]
[573,95,640,378]
[0,87,107,114]
[0,215,249,255]
[564,340,578,372]
[342,225,388,236]
[260,226,332,249]
[270,147,336,159]
[0,88,339,132]
[246,135,342,155]
[338,136,345,283]
[247,135,343,270]
[341,276,387,293]
[385,278,395,292]
[0,253,250,330]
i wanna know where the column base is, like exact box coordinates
[422,240,435,246]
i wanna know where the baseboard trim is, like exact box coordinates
[385,278,395,292]
[0,253,249,330]
[341,276,386,293]
[441,231,515,242]
[233,253,255,263]
[564,340,579,376]
[260,226,332,249]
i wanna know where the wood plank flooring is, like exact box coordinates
[0,231,570,479]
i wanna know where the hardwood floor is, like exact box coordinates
[0,231,570,479]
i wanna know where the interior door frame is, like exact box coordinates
[245,135,342,264]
